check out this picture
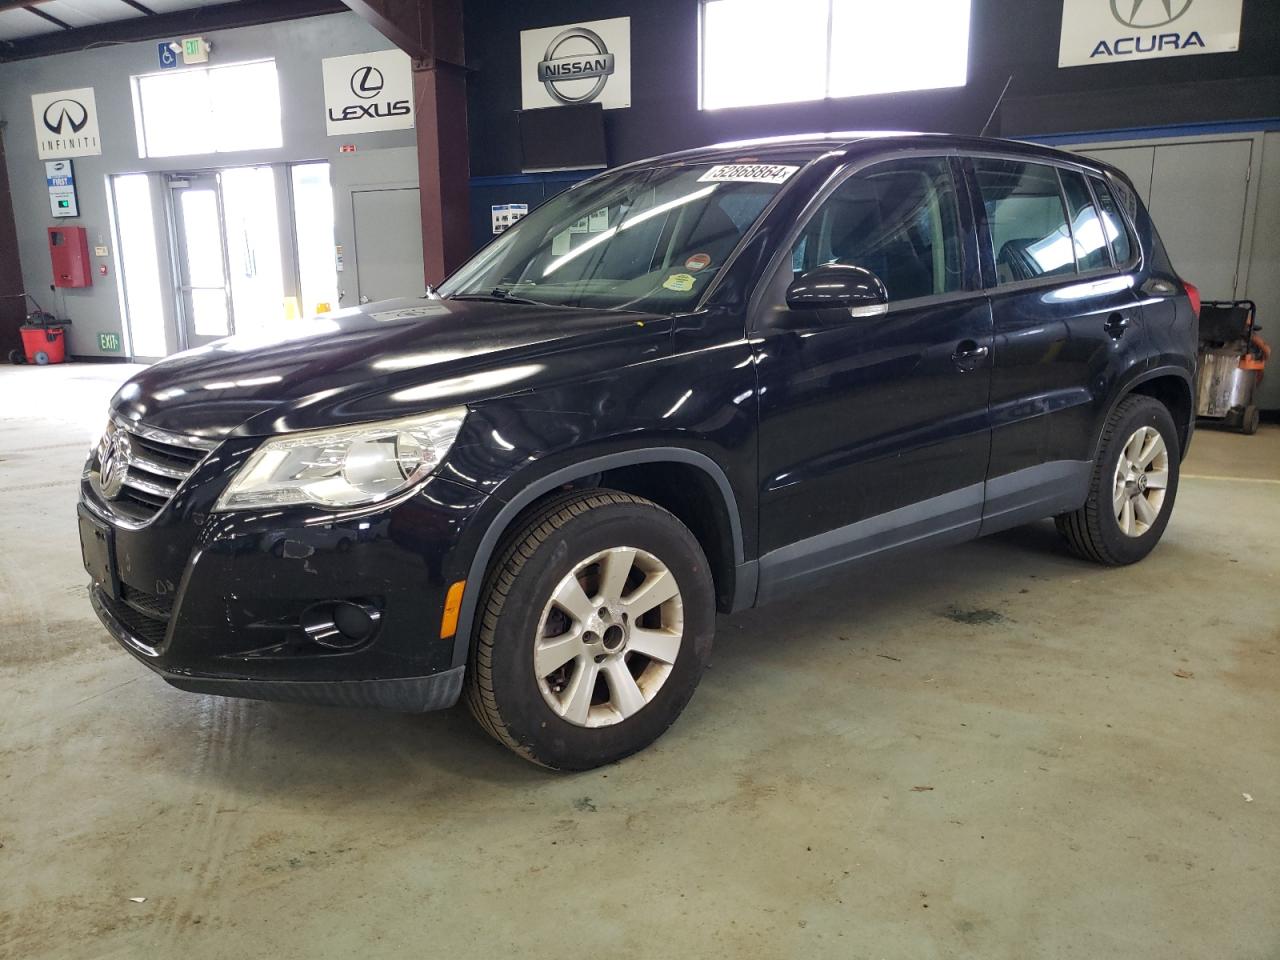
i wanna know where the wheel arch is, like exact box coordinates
[1095,366,1195,462]
[449,448,752,670]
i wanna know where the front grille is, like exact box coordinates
[100,590,170,648]
[93,420,216,524]
[121,584,175,620]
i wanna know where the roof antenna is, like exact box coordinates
[979,75,1014,138]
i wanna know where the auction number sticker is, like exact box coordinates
[698,164,799,185]
[663,273,696,292]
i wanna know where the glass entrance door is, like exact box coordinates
[170,172,232,349]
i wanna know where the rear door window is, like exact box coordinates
[1088,175,1134,267]
[1059,170,1111,272]
[973,159,1076,285]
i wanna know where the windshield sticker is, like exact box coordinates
[569,216,589,234]
[588,208,609,232]
[698,163,799,185]
[684,253,711,272]
[662,273,695,293]
[551,230,572,256]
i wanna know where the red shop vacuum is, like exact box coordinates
[9,303,70,366]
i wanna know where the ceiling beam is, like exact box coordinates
[23,5,72,29]
[341,0,463,66]
[0,0,50,12]
[0,0,347,61]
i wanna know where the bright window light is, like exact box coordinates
[111,174,167,357]
[134,60,282,158]
[700,0,970,110]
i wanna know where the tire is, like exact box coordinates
[465,489,715,770]
[1055,395,1180,566]
[34,350,50,365]
[1241,405,1260,436]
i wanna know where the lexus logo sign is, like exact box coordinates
[322,49,414,135]
[42,99,89,136]
[31,87,102,159]
[1059,0,1241,67]
[350,66,384,100]
[521,17,631,110]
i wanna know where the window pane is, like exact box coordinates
[1059,170,1110,271]
[221,166,285,335]
[791,157,963,301]
[701,0,829,109]
[135,60,280,158]
[291,163,339,316]
[828,0,970,98]
[1090,176,1133,265]
[211,61,282,153]
[112,175,167,357]
[974,160,1076,285]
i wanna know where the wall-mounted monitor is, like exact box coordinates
[517,103,607,173]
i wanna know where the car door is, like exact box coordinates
[966,156,1149,534]
[750,155,994,602]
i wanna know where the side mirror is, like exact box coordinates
[785,264,888,318]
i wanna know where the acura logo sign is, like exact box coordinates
[350,66,384,100]
[1110,0,1194,28]
[42,98,89,136]
[536,26,615,105]
[97,423,131,501]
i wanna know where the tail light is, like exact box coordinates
[1184,281,1201,318]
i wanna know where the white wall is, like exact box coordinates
[0,12,419,358]
[1245,132,1280,410]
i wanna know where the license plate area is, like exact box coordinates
[78,505,120,601]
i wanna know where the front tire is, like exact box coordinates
[1055,395,1180,566]
[465,489,715,770]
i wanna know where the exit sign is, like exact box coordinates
[98,332,121,353]
[181,37,209,64]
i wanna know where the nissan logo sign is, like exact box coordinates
[1110,0,1194,29]
[42,99,89,136]
[350,65,384,100]
[536,26,615,105]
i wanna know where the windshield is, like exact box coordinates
[439,161,806,312]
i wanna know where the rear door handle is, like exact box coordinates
[952,340,989,370]
[1105,312,1130,339]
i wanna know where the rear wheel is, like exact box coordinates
[465,489,715,770]
[1241,405,1260,436]
[1055,395,1180,566]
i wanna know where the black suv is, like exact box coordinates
[80,133,1198,769]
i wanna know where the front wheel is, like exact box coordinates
[1055,395,1180,566]
[465,489,715,770]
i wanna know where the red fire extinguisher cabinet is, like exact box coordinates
[49,226,92,288]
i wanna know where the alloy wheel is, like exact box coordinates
[1112,425,1169,538]
[534,546,684,727]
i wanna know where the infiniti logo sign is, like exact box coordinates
[1110,0,1194,29]
[42,98,88,136]
[350,66,384,100]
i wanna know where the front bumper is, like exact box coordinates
[82,470,490,712]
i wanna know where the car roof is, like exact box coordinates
[623,131,1110,175]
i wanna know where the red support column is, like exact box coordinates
[414,60,470,285]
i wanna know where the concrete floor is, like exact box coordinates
[2,363,1277,960]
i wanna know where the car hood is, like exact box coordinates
[111,298,672,439]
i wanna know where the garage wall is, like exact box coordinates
[462,0,1280,178]
[0,11,416,359]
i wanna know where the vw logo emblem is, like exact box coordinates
[97,424,132,500]
[42,98,89,136]
[536,26,615,105]
[1110,0,1194,29]
[350,66,385,100]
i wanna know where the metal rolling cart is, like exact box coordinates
[1195,300,1270,435]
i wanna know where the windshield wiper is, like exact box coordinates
[448,287,545,306]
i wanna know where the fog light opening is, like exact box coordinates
[301,601,382,650]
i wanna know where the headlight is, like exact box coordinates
[214,407,467,511]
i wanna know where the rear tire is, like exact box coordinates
[465,489,715,770]
[1055,395,1180,566]
[1241,405,1260,436]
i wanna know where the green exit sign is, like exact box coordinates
[99,332,121,353]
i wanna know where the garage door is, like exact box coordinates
[1078,139,1253,300]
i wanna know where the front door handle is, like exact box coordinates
[952,340,989,370]
[1105,312,1130,339]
